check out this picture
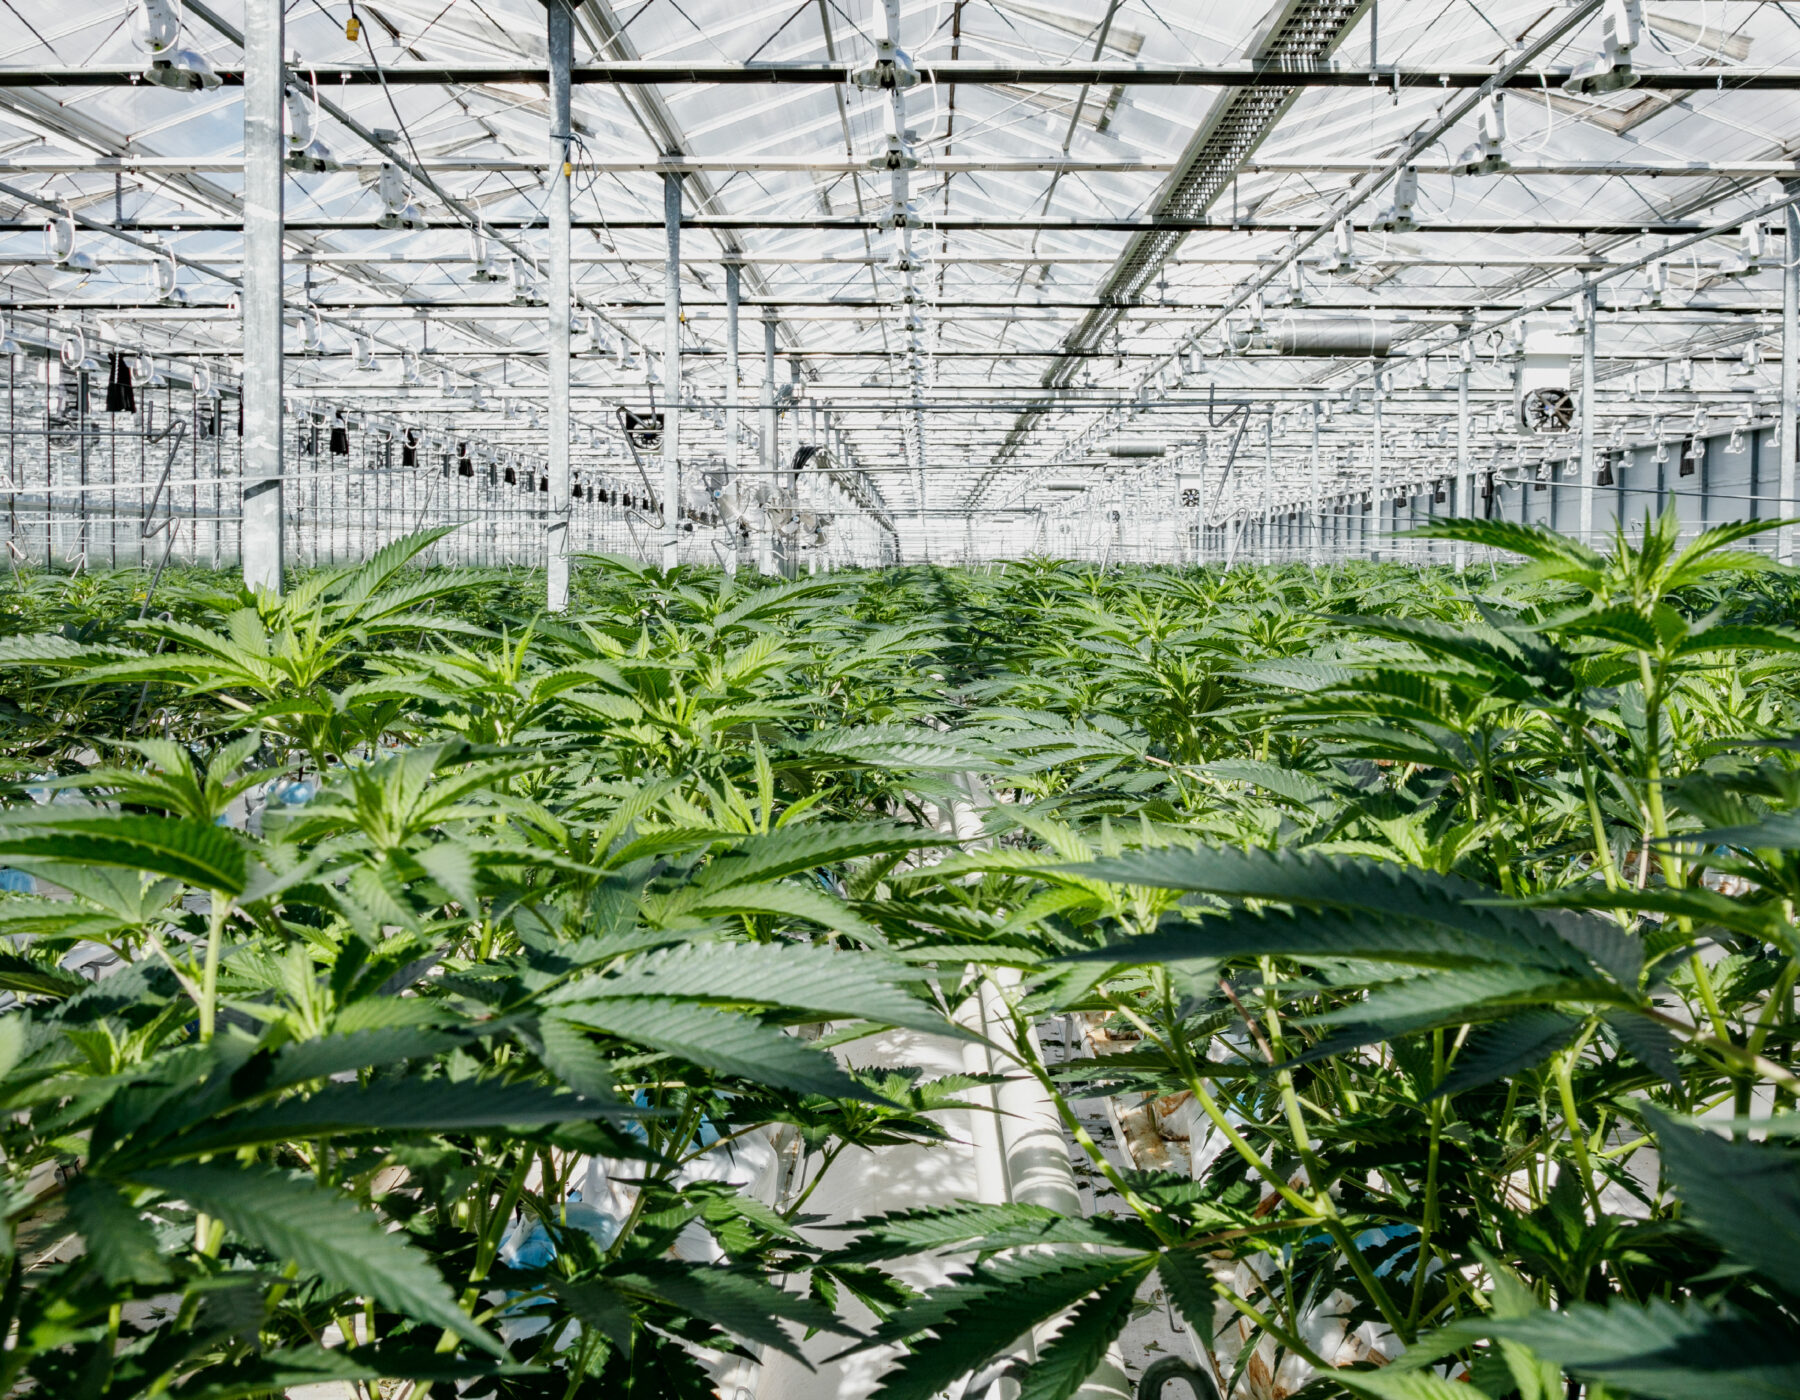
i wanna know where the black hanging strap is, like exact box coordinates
[105,353,135,414]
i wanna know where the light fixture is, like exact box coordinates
[147,247,187,306]
[868,132,919,171]
[468,227,503,283]
[881,199,923,231]
[0,319,19,358]
[132,0,221,91]
[1371,165,1419,234]
[352,333,376,372]
[1724,222,1766,279]
[508,258,543,307]
[59,328,100,375]
[375,164,424,230]
[284,88,339,172]
[1285,260,1307,306]
[849,31,920,91]
[1452,94,1508,176]
[1318,218,1356,274]
[1564,0,1642,96]
[44,212,97,278]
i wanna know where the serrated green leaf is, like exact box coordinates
[791,725,999,772]
[546,1278,634,1354]
[555,997,878,1102]
[828,1202,1153,1264]
[152,1078,621,1158]
[166,1344,534,1400]
[127,1163,498,1354]
[1065,902,1588,979]
[1484,1298,1800,1400]
[657,878,886,944]
[611,1259,855,1362]
[0,951,90,1000]
[861,1254,1149,1400]
[1156,1249,1215,1334]
[1648,1108,1800,1299]
[694,822,935,888]
[1016,1272,1140,1400]
[1341,1371,1495,1400]
[0,813,248,895]
[266,1027,471,1090]
[552,940,956,1038]
[1069,846,1641,982]
[65,1178,172,1286]
[1434,1010,1582,1098]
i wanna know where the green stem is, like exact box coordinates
[1410,1029,1447,1329]
[782,1142,846,1220]
[1554,1032,1602,1217]
[1575,731,1624,895]
[198,897,229,1042]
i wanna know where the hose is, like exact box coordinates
[1135,1357,1219,1400]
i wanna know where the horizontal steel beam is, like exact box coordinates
[0,156,1179,175]
[0,253,1621,268]
[0,218,1738,235]
[4,156,1795,179]
[24,299,1776,316]
[1246,158,1800,179]
[9,62,1799,89]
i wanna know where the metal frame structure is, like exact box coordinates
[4,0,1800,583]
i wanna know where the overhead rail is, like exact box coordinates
[0,219,1753,234]
[8,157,1799,178]
[11,62,1800,89]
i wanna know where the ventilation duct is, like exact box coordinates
[1228,320,1392,358]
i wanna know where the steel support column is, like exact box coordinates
[1456,364,1470,571]
[759,316,776,575]
[1579,290,1596,546]
[547,0,573,609]
[661,171,682,571]
[1370,390,1384,563]
[1260,414,1273,565]
[1309,401,1321,567]
[723,261,740,576]
[240,0,283,593]
[1783,199,1799,565]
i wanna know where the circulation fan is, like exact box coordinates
[1519,386,1575,434]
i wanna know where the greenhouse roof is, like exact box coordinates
[4,0,1800,542]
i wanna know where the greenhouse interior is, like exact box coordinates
[4,0,1800,1397]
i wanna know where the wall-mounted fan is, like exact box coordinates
[1519,386,1575,434]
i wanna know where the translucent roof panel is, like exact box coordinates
[3,0,1799,558]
